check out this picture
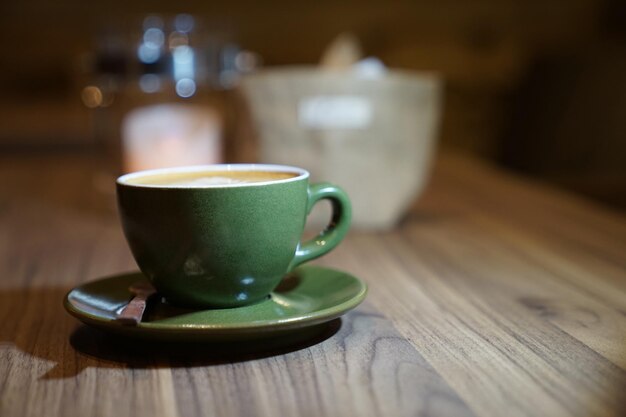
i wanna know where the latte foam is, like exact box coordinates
[125,170,299,186]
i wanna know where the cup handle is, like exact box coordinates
[288,183,352,271]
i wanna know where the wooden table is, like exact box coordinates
[1,151,625,417]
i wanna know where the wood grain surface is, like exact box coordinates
[0,151,625,417]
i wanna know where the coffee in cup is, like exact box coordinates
[125,170,298,186]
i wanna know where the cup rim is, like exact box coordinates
[117,164,310,189]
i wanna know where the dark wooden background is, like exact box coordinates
[1,0,625,207]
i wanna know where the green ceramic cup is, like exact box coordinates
[116,164,351,308]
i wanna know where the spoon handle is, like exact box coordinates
[116,282,157,326]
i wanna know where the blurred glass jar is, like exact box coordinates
[80,14,260,174]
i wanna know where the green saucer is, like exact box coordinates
[64,266,367,342]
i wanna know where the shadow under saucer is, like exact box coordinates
[65,318,341,370]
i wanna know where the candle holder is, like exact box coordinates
[81,14,259,174]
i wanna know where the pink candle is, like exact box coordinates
[121,103,222,173]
